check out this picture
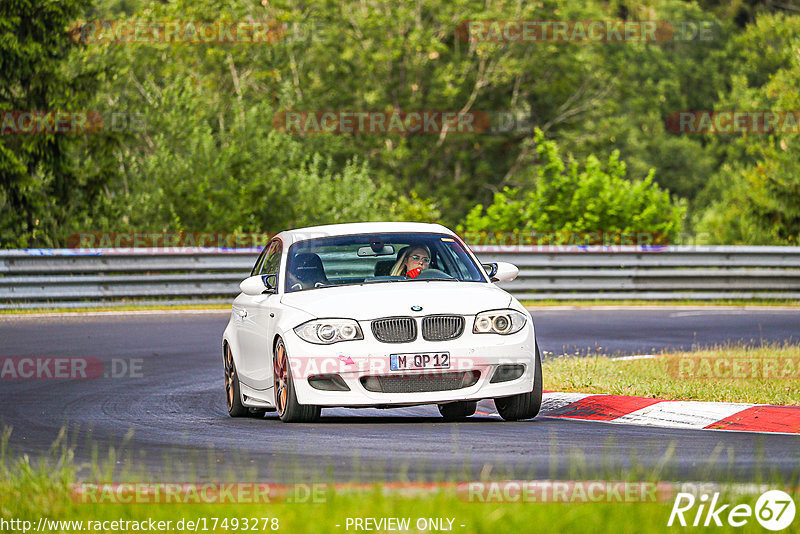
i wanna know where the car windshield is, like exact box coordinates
[284,232,486,293]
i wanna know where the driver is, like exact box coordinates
[389,245,431,279]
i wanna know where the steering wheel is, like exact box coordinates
[414,268,454,280]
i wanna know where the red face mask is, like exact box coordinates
[406,267,422,279]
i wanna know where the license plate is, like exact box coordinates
[390,352,450,371]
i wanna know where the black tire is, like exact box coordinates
[495,342,543,421]
[438,401,477,421]
[273,338,321,423]
[224,344,248,417]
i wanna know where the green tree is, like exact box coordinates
[694,12,800,244]
[0,0,109,247]
[5,0,797,246]
[109,93,395,232]
[69,0,428,234]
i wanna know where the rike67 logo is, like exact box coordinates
[668,490,795,530]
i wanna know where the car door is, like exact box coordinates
[235,239,282,391]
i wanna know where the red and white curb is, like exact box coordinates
[537,392,800,435]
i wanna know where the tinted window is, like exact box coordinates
[285,233,485,293]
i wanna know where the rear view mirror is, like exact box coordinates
[240,274,277,296]
[357,245,395,256]
[492,262,519,283]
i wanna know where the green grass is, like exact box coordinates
[0,487,773,534]
[1,428,796,534]
[543,343,800,405]
[0,480,758,534]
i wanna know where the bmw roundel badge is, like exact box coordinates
[411,305,423,312]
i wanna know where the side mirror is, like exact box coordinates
[491,262,519,283]
[239,274,277,296]
[482,263,498,278]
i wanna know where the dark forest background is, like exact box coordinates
[2,0,799,247]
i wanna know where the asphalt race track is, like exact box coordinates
[1,308,799,483]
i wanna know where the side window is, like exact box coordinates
[260,240,282,276]
[250,245,269,276]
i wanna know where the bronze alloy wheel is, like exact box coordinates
[273,340,289,415]
[224,345,235,409]
[273,338,321,423]
[224,344,247,417]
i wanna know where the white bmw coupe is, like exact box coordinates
[222,222,542,422]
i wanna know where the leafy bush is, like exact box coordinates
[461,130,685,244]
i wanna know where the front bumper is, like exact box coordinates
[283,323,536,407]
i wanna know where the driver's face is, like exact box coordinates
[406,248,431,270]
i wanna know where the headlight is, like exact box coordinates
[294,319,364,344]
[473,309,527,335]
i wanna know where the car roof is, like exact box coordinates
[276,222,457,246]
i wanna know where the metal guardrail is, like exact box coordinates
[1,246,799,308]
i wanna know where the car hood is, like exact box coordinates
[280,281,513,320]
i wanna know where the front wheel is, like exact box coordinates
[224,344,248,417]
[273,338,321,423]
[494,342,543,421]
